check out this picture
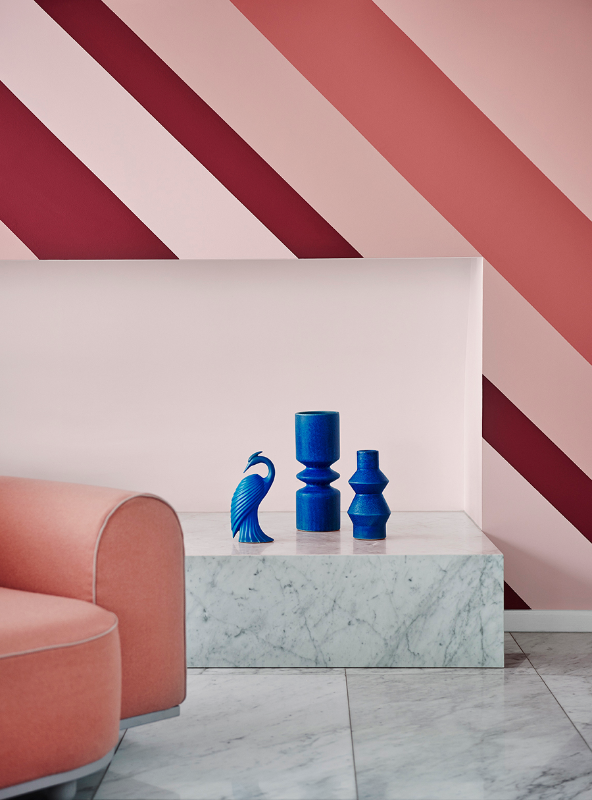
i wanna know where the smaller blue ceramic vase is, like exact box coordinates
[347,450,391,540]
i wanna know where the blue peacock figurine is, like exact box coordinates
[231,451,275,543]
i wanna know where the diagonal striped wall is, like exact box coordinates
[1,0,590,609]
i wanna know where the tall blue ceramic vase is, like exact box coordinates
[348,450,391,539]
[295,411,340,531]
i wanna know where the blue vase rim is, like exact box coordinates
[296,410,339,416]
[357,449,378,454]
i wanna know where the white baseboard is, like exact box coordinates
[505,610,592,632]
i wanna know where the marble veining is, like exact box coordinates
[183,511,503,668]
[195,667,344,675]
[344,635,533,675]
[186,551,503,667]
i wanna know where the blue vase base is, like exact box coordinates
[348,513,389,540]
[296,488,341,532]
[353,529,386,540]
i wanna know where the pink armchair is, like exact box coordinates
[0,477,186,798]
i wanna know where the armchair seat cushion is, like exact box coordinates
[0,588,121,790]
[0,478,186,720]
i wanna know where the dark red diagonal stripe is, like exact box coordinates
[504,582,531,610]
[0,81,175,260]
[35,0,360,260]
[483,376,592,543]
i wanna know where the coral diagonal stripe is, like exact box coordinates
[35,0,360,260]
[483,377,592,545]
[0,81,175,260]
[231,0,592,364]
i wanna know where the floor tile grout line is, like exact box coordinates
[536,673,592,755]
[510,633,592,756]
[88,729,126,800]
[88,763,112,800]
[344,669,360,800]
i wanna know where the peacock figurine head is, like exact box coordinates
[244,451,263,472]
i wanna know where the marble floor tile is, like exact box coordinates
[540,674,592,748]
[513,633,592,676]
[347,669,592,799]
[504,632,536,673]
[96,671,356,800]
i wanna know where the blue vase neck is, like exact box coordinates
[297,466,340,487]
[349,450,388,494]
[356,450,379,469]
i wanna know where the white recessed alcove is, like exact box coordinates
[0,257,482,524]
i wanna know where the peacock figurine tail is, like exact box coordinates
[231,451,275,544]
[237,511,274,543]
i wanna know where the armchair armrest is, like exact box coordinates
[0,477,186,720]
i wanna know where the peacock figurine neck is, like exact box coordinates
[257,457,275,489]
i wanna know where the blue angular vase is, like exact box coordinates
[295,411,340,531]
[348,450,391,540]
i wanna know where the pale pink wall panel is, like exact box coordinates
[0,221,36,260]
[483,442,592,609]
[0,259,475,513]
[375,0,592,222]
[463,258,482,528]
[484,262,592,480]
[105,0,477,259]
[0,0,292,260]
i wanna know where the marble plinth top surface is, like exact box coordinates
[179,511,500,557]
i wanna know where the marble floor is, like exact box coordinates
[66,633,592,800]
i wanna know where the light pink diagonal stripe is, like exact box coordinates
[483,442,592,610]
[483,261,592,481]
[105,0,476,258]
[0,220,37,260]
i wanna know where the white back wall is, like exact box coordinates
[0,258,481,512]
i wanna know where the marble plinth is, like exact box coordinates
[181,512,503,668]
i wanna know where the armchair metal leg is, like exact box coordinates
[45,779,77,800]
